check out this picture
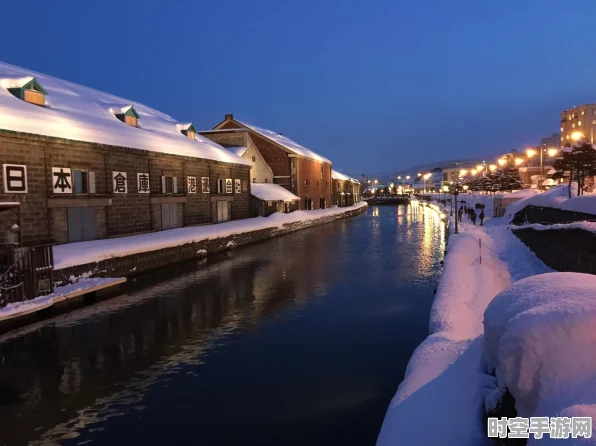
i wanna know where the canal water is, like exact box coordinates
[0,204,445,446]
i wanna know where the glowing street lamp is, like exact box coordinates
[470,169,477,176]
[514,157,524,166]
[497,158,507,166]
[571,131,584,141]
[526,148,537,158]
[423,173,431,193]
[476,164,484,172]
[547,148,559,157]
[489,164,497,172]
[459,169,468,177]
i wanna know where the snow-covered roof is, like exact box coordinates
[225,146,248,157]
[0,61,250,166]
[332,170,351,181]
[237,120,331,163]
[0,75,35,90]
[250,183,300,202]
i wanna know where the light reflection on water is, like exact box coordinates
[0,205,445,446]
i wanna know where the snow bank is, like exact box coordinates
[484,273,596,444]
[558,194,596,215]
[0,61,250,165]
[504,183,579,222]
[378,219,510,445]
[0,277,122,320]
[378,202,553,446]
[54,202,367,269]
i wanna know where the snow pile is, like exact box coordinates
[558,194,596,215]
[484,272,596,443]
[250,183,300,202]
[331,170,351,181]
[0,61,250,165]
[378,222,510,445]
[54,202,367,269]
[238,121,331,163]
[505,183,579,222]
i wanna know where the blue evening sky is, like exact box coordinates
[2,0,596,176]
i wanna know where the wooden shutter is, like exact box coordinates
[173,177,178,194]
[88,172,96,194]
[161,176,166,193]
[24,90,44,106]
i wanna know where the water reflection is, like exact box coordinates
[0,205,445,446]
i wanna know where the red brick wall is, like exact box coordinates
[0,131,251,245]
[297,158,332,210]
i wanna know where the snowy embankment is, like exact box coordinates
[484,273,596,444]
[54,203,367,270]
[0,277,124,321]
[377,205,552,445]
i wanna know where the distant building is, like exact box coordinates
[212,115,332,210]
[560,105,596,146]
[541,133,560,151]
[331,170,360,206]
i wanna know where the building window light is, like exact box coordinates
[178,123,196,139]
[578,121,582,126]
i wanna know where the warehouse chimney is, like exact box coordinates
[224,113,234,120]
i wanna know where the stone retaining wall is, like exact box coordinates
[55,205,367,283]
[513,227,596,274]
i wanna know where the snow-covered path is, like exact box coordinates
[377,206,552,446]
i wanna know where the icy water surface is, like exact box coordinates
[0,205,445,446]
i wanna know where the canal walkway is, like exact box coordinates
[377,203,552,445]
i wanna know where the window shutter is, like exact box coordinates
[88,172,96,194]
[161,176,166,193]
[173,177,178,194]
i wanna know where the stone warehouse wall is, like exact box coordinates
[54,204,368,283]
[513,227,596,274]
[0,130,251,245]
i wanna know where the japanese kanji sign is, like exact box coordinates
[235,178,241,194]
[225,178,233,194]
[201,177,210,194]
[52,167,72,194]
[187,176,197,194]
[137,173,150,193]
[112,171,128,193]
[3,164,27,193]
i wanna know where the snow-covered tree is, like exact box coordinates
[553,139,596,197]
[497,164,523,192]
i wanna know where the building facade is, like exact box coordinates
[213,115,332,210]
[199,129,274,184]
[0,64,251,247]
[560,105,596,146]
[541,133,560,151]
[331,170,360,206]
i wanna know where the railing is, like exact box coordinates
[0,244,54,308]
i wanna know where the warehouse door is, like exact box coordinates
[161,203,182,230]
[67,207,97,242]
[216,201,231,223]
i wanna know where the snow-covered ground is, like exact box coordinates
[377,201,553,445]
[54,202,367,270]
[485,273,596,444]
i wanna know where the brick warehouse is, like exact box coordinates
[0,62,252,247]
[213,115,332,210]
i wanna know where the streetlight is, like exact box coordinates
[470,169,477,176]
[442,184,449,203]
[476,164,484,172]
[498,158,507,166]
[514,157,524,166]
[423,173,431,193]
[489,164,497,172]
[571,131,584,141]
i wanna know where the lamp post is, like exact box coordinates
[453,184,461,234]
[423,173,431,194]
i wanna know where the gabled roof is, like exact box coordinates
[177,122,196,132]
[107,104,139,118]
[0,61,249,166]
[215,117,331,163]
[251,183,300,202]
[332,170,351,181]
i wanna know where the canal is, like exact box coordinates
[0,204,445,446]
